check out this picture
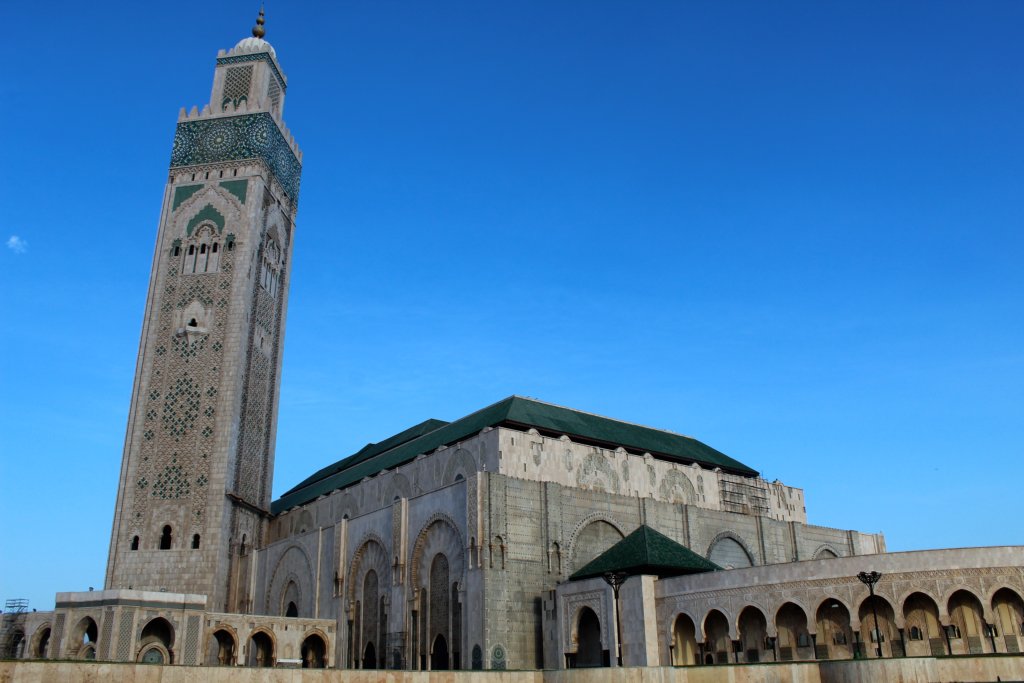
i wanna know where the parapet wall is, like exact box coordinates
[3,656,1024,683]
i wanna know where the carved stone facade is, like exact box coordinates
[554,546,1024,668]
[104,25,299,614]
[249,419,888,671]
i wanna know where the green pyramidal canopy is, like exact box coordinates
[570,525,722,580]
[272,396,758,514]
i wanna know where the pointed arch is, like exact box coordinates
[568,515,626,573]
[266,544,315,617]
[707,531,755,569]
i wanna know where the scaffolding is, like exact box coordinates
[0,598,29,659]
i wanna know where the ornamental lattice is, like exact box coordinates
[170,113,301,202]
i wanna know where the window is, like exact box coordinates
[909,626,923,641]
[160,525,172,550]
[172,246,180,257]
[130,535,139,550]
[869,628,884,643]
[946,625,961,639]
[833,632,847,645]
[192,534,201,549]
[212,242,218,253]
[188,245,195,255]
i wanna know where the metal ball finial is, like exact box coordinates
[252,5,266,39]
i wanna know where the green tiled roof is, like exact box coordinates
[570,525,722,580]
[272,396,758,514]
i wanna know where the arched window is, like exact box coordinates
[160,525,172,550]
[131,536,139,550]
[192,534,201,549]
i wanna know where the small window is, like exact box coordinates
[192,534,201,549]
[188,245,195,255]
[869,628,884,643]
[160,525,172,550]
[946,625,961,639]
[239,534,247,556]
[833,632,847,645]
[797,632,810,648]
[200,244,207,254]
[227,241,234,251]
[212,243,218,253]
[172,246,180,257]
[188,318,198,327]
[909,626,922,641]
[130,535,139,550]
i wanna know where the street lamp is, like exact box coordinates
[857,571,883,658]
[602,571,628,666]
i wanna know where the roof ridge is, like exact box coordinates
[509,395,700,441]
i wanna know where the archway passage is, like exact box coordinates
[903,593,943,657]
[302,633,327,668]
[575,607,604,668]
[431,634,449,671]
[30,626,51,659]
[671,613,697,666]
[248,631,274,667]
[948,590,986,655]
[858,595,897,658]
[993,588,1024,652]
[738,606,768,663]
[70,617,98,658]
[703,609,730,664]
[775,603,811,661]
[139,617,174,664]
[206,629,236,666]
[363,640,377,669]
[816,599,853,660]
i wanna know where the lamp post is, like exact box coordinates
[857,571,883,658]
[602,571,628,666]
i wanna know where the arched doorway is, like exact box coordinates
[431,634,449,670]
[738,606,768,662]
[69,617,98,659]
[776,603,811,661]
[248,631,274,667]
[138,617,174,664]
[816,599,853,660]
[427,553,451,670]
[903,592,942,657]
[575,607,604,668]
[703,610,730,664]
[858,595,897,658]
[302,633,327,668]
[948,590,986,654]
[363,641,377,669]
[671,613,697,666]
[206,629,236,666]
[993,588,1024,652]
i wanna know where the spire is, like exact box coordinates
[252,5,266,38]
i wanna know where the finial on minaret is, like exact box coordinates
[252,5,266,38]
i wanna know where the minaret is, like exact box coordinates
[105,11,302,612]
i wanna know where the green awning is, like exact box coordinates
[570,525,722,580]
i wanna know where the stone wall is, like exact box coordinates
[4,656,1024,683]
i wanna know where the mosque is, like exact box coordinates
[5,13,1023,672]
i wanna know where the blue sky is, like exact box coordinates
[2,1,1022,610]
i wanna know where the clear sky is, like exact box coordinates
[1,1,1022,610]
